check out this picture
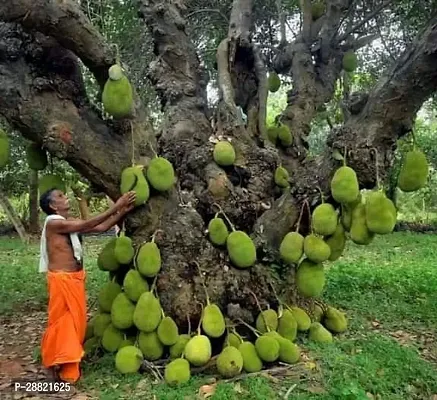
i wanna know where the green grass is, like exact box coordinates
[1,232,437,399]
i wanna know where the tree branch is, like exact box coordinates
[276,0,286,45]
[185,8,229,23]
[300,0,312,42]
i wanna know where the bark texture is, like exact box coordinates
[28,170,39,233]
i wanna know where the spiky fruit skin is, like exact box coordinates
[398,150,428,192]
[365,191,397,235]
[169,334,191,359]
[342,50,358,72]
[111,293,135,330]
[138,331,164,361]
[184,335,212,367]
[312,305,324,322]
[239,341,263,372]
[280,232,304,264]
[312,203,338,236]
[202,304,226,338]
[296,260,325,298]
[311,1,325,20]
[123,270,149,303]
[290,306,312,331]
[267,126,278,144]
[213,141,236,166]
[255,309,278,334]
[115,345,143,374]
[277,309,298,341]
[164,358,191,386]
[93,313,112,337]
[341,193,362,232]
[157,317,179,346]
[137,242,161,278]
[0,129,10,169]
[120,166,150,206]
[268,72,281,92]
[274,166,289,188]
[26,143,47,171]
[350,203,374,245]
[102,324,124,353]
[304,234,331,263]
[224,333,242,349]
[276,336,300,364]
[133,292,162,332]
[331,166,359,204]
[114,236,135,264]
[226,230,257,268]
[98,281,122,313]
[38,174,66,194]
[309,322,333,343]
[277,124,292,146]
[102,74,133,118]
[325,223,346,261]
[97,238,120,272]
[146,157,175,191]
[208,217,229,246]
[323,307,348,333]
[216,346,244,378]
[255,335,280,362]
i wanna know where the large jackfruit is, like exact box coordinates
[267,333,300,364]
[274,166,290,188]
[224,332,242,349]
[312,304,324,322]
[202,303,226,338]
[280,232,304,264]
[208,217,229,246]
[277,124,293,147]
[146,156,175,192]
[238,341,263,372]
[123,270,149,302]
[350,203,374,245]
[38,174,66,194]
[255,309,278,334]
[255,335,280,362]
[308,322,333,343]
[137,241,161,278]
[330,166,359,204]
[98,281,122,313]
[138,331,164,361]
[311,1,325,20]
[114,235,135,265]
[398,149,429,192]
[277,309,297,341]
[164,358,191,386]
[325,223,346,261]
[216,346,243,378]
[213,141,236,167]
[342,50,358,72]
[157,316,179,346]
[97,238,120,272]
[268,72,281,92]
[365,191,397,235]
[290,306,311,331]
[120,165,150,206]
[111,293,135,330]
[102,324,124,353]
[226,230,257,268]
[303,234,331,263]
[133,292,162,332]
[267,126,279,144]
[184,334,212,366]
[0,129,10,169]
[102,64,133,119]
[312,203,338,236]
[323,306,348,333]
[93,313,112,337]
[26,143,48,171]
[169,334,191,359]
[115,345,143,374]
[296,259,325,298]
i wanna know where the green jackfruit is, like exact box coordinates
[102,64,133,119]
[309,322,333,343]
[98,281,122,313]
[274,166,290,188]
[255,309,278,334]
[226,230,257,268]
[111,293,135,330]
[26,143,47,171]
[157,316,179,346]
[119,338,135,349]
[208,217,229,246]
[280,232,304,264]
[216,346,243,378]
[296,259,325,298]
[97,238,120,272]
[133,292,162,332]
[277,309,297,341]
[238,341,263,372]
[115,345,143,374]
[303,234,331,263]
[350,203,374,245]
[123,270,149,303]
[114,235,134,265]
[184,335,212,366]
[255,335,280,362]
[312,304,324,322]
[164,358,191,386]
[275,336,300,364]
[330,166,359,204]
[311,1,325,20]
[138,331,164,361]
[38,174,66,194]
[398,149,429,192]
[146,156,175,192]
[267,126,279,144]
[137,242,161,278]
[325,223,346,261]
[102,324,124,353]
[365,191,397,235]
[312,203,338,236]
[213,141,236,166]
[120,165,150,206]
[85,319,95,341]
[290,306,311,331]
[202,304,226,338]
[323,306,347,333]
[341,194,362,231]
[224,332,242,349]
[268,72,281,92]
[342,50,358,72]
[169,334,191,359]
[93,313,112,337]
[277,124,292,147]
[0,129,10,169]
[84,337,99,356]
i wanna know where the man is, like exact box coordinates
[38,187,136,384]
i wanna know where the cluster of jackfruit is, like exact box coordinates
[267,122,293,148]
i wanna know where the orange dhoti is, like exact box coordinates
[41,269,87,383]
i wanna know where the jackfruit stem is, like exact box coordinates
[247,289,271,332]
[193,261,211,305]
[196,301,204,335]
[268,281,283,306]
[295,199,309,233]
[187,313,192,336]
[130,121,135,167]
[343,145,348,166]
[211,202,235,231]
[236,318,261,337]
[148,142,158,157]
[410,129,417,149]
[316,186,325,203]
[150,275,158,293]
[151,229,164,243]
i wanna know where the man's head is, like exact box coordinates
[39,188,70,216]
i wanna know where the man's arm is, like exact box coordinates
[87,209,128,233]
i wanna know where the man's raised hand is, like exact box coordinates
[115,191,136,210]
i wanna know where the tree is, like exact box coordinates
[0,0,436,332]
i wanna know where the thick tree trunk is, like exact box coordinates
[0,189,28,243]
[28,170,39,233]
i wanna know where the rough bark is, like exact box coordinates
[28,170,39,233]
[0,189,28,243]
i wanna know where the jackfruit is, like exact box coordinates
[277,309,298,341]
[290,306,311,331]
[226,230,257,268]
[312,203,338,236]
[238,341,263,372]
[115,345,143,374]
[164,358,191,386]
[255,335,280,362]
[84,337,99,356]
[365,191,396,234]
[133,292,162,332]
[146,156,175,192]
[111,293,135,330]
[102,64,133,119]
[137,242,161,278]
[0,129,9,169]
[120,165,150,206]
[114,235,134,265]
[303,234,331,263]
[38,174,66,194]
[93,313,112,337]
[268,72,281,93]
[280,232,304,264]
[274,166,290,188]
[26,143,47,171]
[138,331,164,361]
[123,270,149,302]
[342,50,358,72]
[255,309,278,334]
[202,303,226,338]
[275,336,300,364]
[350,203,374,245]
[330,166,359,204]
[208,217,229,246]
[213,141,236,166]
[323,306,347,333]
[224,332,242,349]
[398,149,429,192]
[278,124,292,147]
[267,126,279,144]
[85,319,95,341]
[311,1,325,20]
[341,193,362,231]
[157,316,179,346]
[295,259,325,298]
[102,324,124,353]
[169,334,191,359]
[97,238,120,272]
[184,335,212,366]
[98,281,122,313]
[325,223,346,261]
[119,338,135,349]
[312,304,324,322]
[216,346,244,378]
[308,322,333,343]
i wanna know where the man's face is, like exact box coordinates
[49,190,70,213]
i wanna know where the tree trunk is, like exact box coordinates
[0,189,28,243]
[28,170,39,233]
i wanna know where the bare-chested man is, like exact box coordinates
[38,188,136,383]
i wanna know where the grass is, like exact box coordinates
[1,232,437,399]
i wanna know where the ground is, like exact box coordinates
[0,232,437,399]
